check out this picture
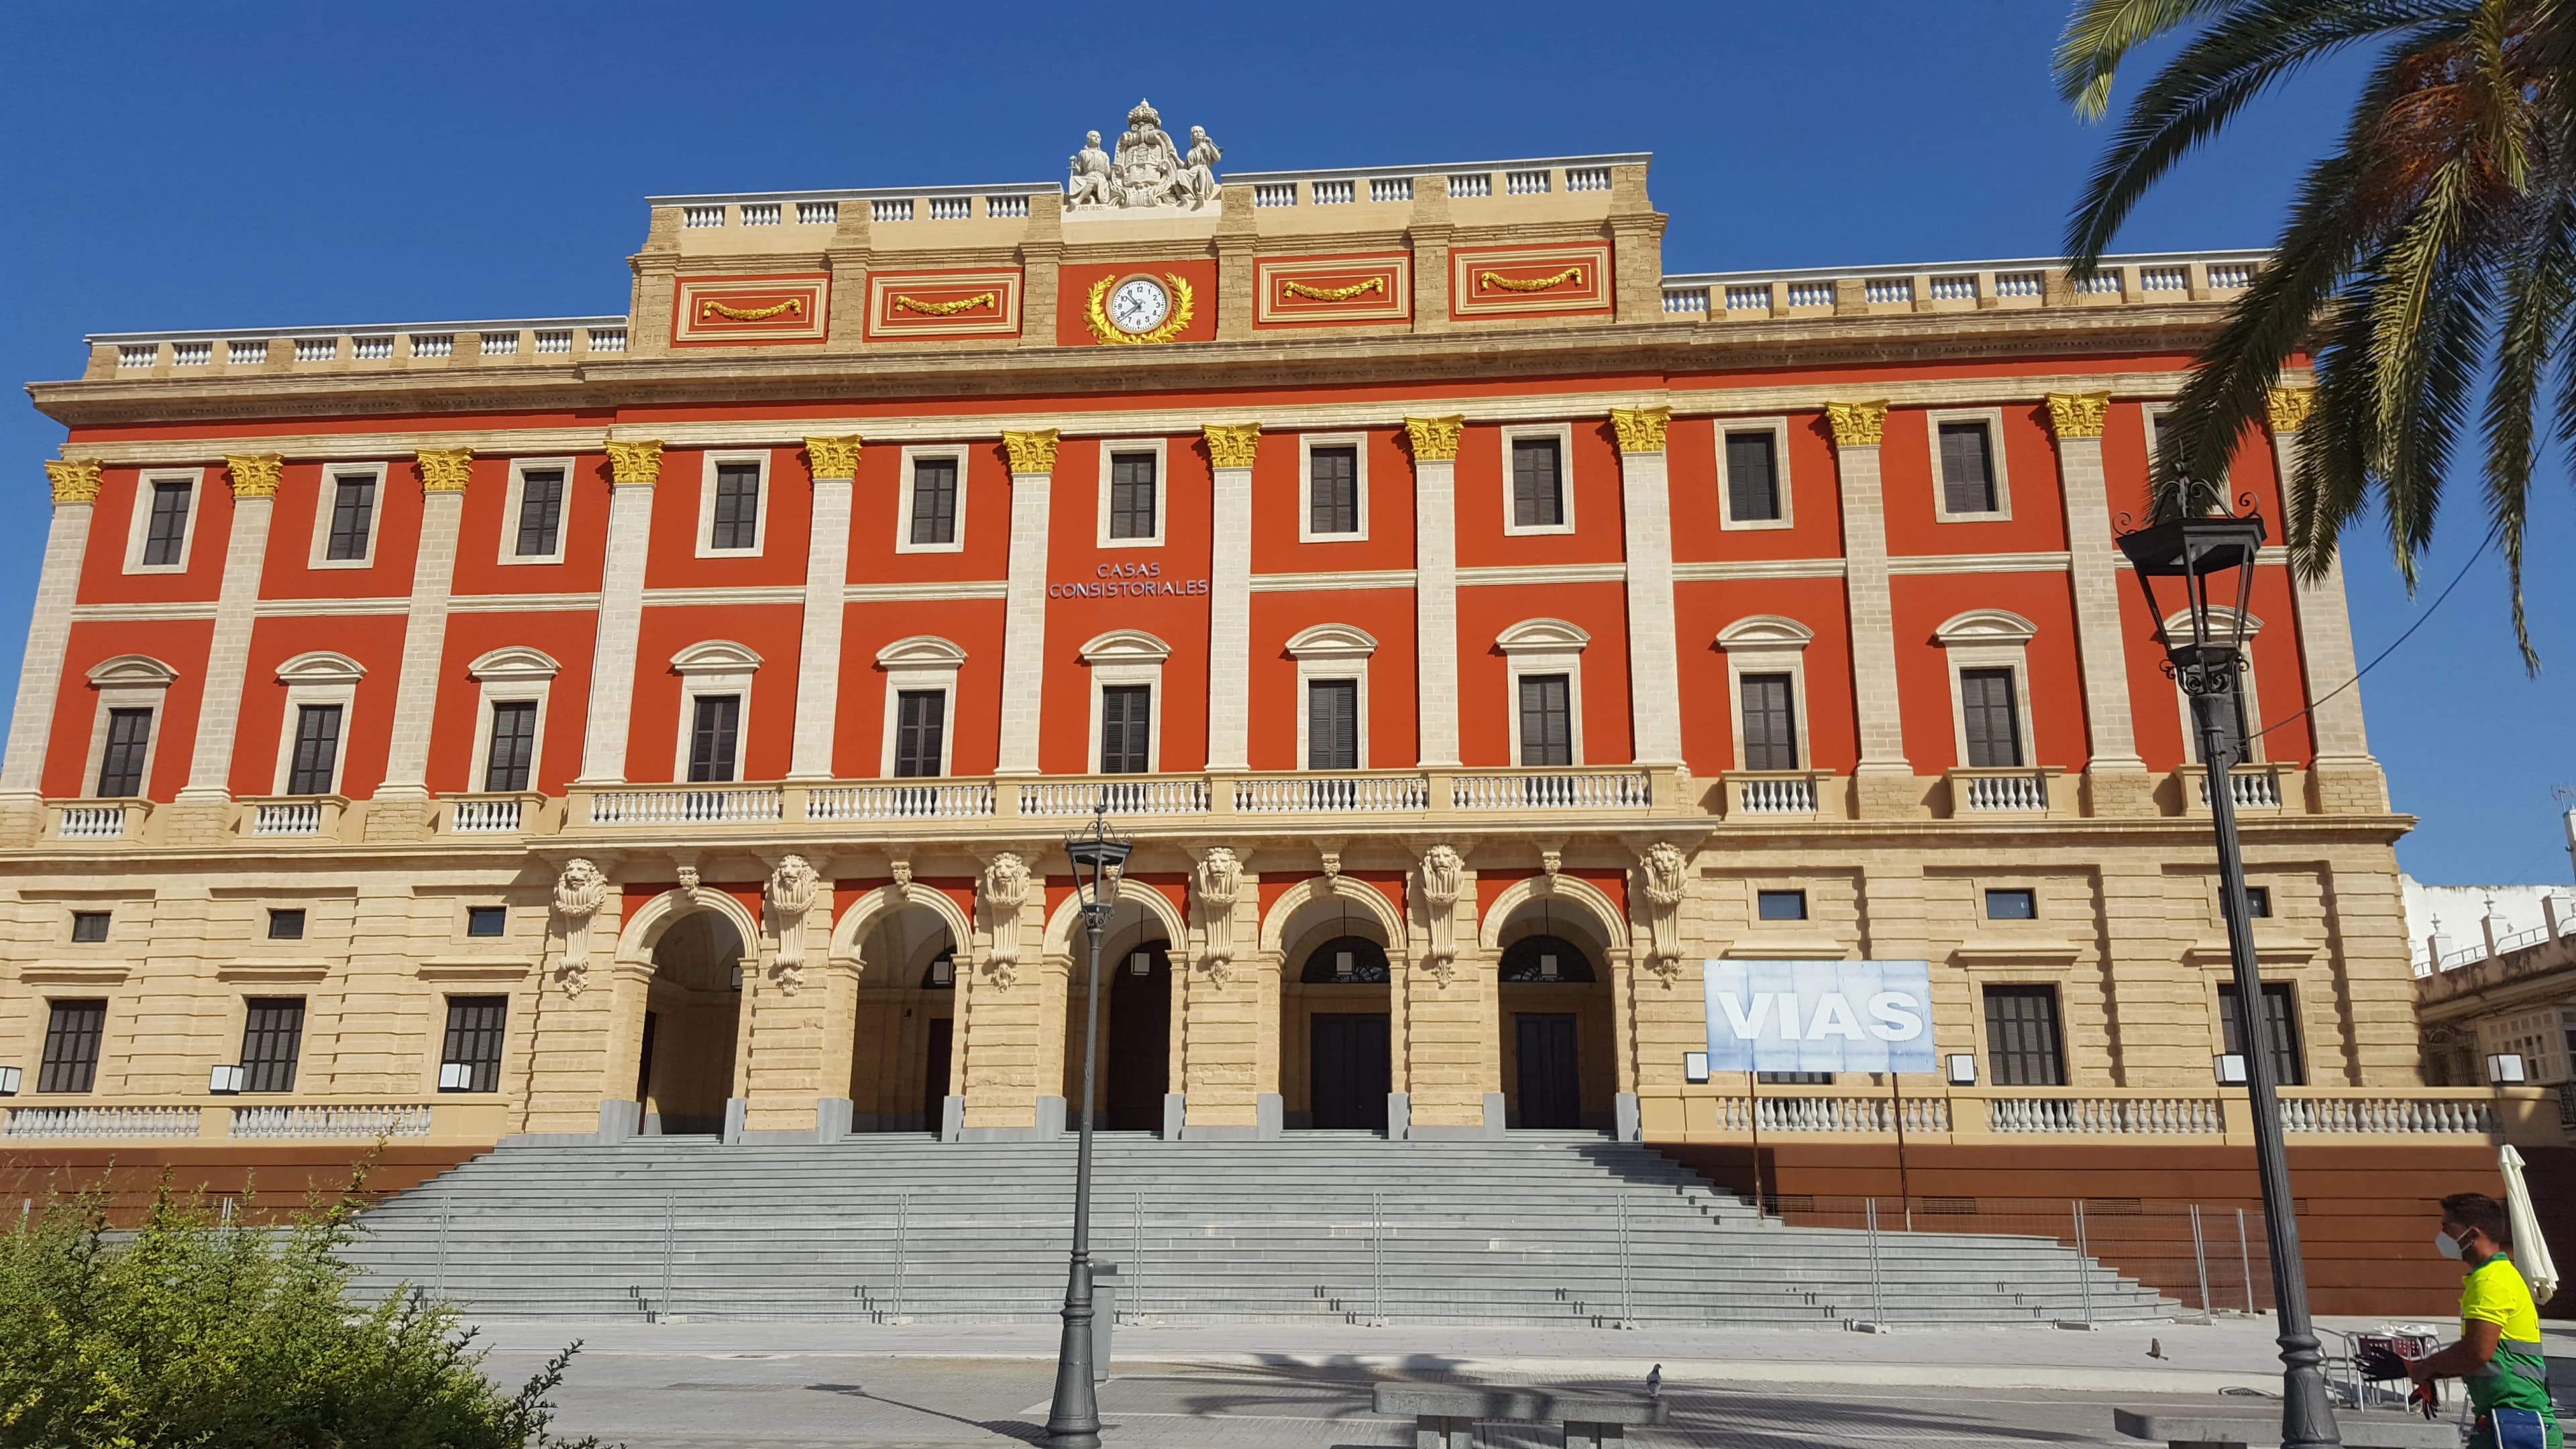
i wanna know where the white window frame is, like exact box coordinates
[1927,407,2013,523]
[896,445,970,555]
[875,635,967,777]
[1079,629,1171,773]
[463,647,560,793]
[1285,623,1377,769]
[2164,606,2267,765]
[1095,437,1168,549]
[1933,609,2040,769]
[80,655,178,798]
[1715,417,1795,531]
[1499,423,1577,537]
[2143,402,2241,508]
[696,449,772,558]
[498,456,574,566]
[307,461,388,570]
[1296,432,1371,542]
[124,468,205,575]
[1495,618,1590,765]
[1714,616,1815,770]
[270,651,365,797]
[668,639,763,782]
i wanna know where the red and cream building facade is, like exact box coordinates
[0,115,2449,1154]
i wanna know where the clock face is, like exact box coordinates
[1108,276,1172,333]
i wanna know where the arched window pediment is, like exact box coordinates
[876,635,968,670]
[669,639,764,674]
[468,645,561,683]
[1285,623,1379,660]
[1495,618,1591,655]
[1078,629,1172,665]
[2159,606,2265,638]
[87,654,179,688]
[1932,609,2039,646]
[1715,615,1815,651]
[276,650,365,684]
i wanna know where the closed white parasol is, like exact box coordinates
[2500,1144,2559,1303]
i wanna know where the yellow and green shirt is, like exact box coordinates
[2462,1250,2557,1436]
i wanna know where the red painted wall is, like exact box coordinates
[1038,434,1214,773]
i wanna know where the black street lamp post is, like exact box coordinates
[2118,508,2340,1449]
[1046,806,1131,1449]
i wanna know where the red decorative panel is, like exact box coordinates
[1254,254,1411,327]
[865,268,1023,340]
[672,274,829,346]
[1450,242,1613,319]
[1055,260,1220,346]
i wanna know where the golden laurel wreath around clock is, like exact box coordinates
[1084,272,1195,345]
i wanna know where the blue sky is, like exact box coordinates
[1,1,2566,885]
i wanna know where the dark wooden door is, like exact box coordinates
[922,1016,953,1130]
[1308,1013,1391,1130]
[1105,943,1171,1130]
[1515,1013,1581,1129]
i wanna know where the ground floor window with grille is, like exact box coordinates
[1983,984,2065,1086]
[238,998,307,1093]
[2218,982,2306,1087]
[439,996,508,1092]
[38,1000,106,1093]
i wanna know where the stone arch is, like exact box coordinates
[1042,879,1187,960]
[1259,875,1406,959]
[1477,875,1629,956]
[611,886,761,1138]
[830,884,975,975]
[615,886,763,971]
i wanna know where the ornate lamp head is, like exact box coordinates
[2116,503,2267,696]
[1063,808,1133,916]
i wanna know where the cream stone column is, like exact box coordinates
[2267,387,2388,813]
[1611,407,1683,764]
[167,455,284,844]
[2043,393,2153,815]
[1825,403,1916,817]
[0,461,103,843]
[1203,424,1259,771]
[742,855,833,1136]
[790,437,861,780]
[996,431,1059,775]
[576,440,663,784]
[366,449,473,840]
[955,851,1051,1136]
[1401,844,1498,1136]
[1179,849,1268,1134]
[1405,417,1464,768]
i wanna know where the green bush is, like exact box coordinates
[0,1174,604,1448]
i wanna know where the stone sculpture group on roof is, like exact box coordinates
[1069,99,1222,211]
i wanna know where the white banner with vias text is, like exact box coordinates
[1701,959,1936,1075]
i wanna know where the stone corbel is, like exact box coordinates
[1534,844,1565,894]
[979,852,1032,987]
[550,857,612,997]
[890,859,915,902]
[765,853,822,996]
[1192,847,1244,985]
[1415,844,1465,983]
[1635,841,1688,981]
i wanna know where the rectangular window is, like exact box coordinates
[1108,453,1157,540]
[1307,679,1359,770]
[38,1000,106,1093]
[1511,437,1564,529]
[710,463,761,549]
[1939,421,1999,514]
[1756,890,1808,922]
[268,908,306,940]
[2243,885,2272,918]
[286,704,343,796]
[1758,1071,1834,1085]
[1724,430,1781,522]
[325,474,376,560]
[465,906,507,938]
[1517,674,1572,767]
[686,695,741,783]
[2218,983,2306,1087]
[1983,985,2066,1087]
[1099,684,1152,773]
[1959,667,2023,769]
[95,708,152,797]
[237,998,306,1093]
[439,996,508,1093]
[909,458,959,546]
[483,701,537,793]
[2190,688,2253,767]
[70,910,111,943]
[1985,888,2037,921]
[1739,672,1800,772]
[515,469,565,557]
[1308,445,1358,535]
[893,689,947,778]
[142,480,193,566]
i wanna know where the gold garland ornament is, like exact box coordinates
[1479,266,1583,294]
[1281,276,1385,302]
[1083,273,1195,345]
[700,297,806,322]
[892,291,999,317]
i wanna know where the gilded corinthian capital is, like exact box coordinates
[1403,415,1464,462]
[44,459,102,506]
[1002,429,1062,474]
[225,454,284,498]
[2266,386,2317,435]
[1202,422,1261,469]
[1609,405,1672,454]
[416,449,474,492]
[1823,401,1888,449]
[2044,392,2109,440]
[604,439,665,485]
[804,435,862,480]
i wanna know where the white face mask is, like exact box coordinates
[2437,1228,2467,1260]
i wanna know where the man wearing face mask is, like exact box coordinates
[2406,1192,2559,1448]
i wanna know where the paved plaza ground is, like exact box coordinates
[468,1315,2576,1447]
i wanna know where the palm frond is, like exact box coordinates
[2055,0,2243,118]
[2484,195,2576,669]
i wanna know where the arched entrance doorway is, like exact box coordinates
[1493,900,1615,1131]
[639,909,746,1136]
[1062,902,1176,1133]
[1275,881,1399,1133]
[849,902,961,1133]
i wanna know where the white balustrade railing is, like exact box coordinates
[1987,1096,2222,1135]
[1960,772,2049,812]
[2,1106,201,1139]
[1234,776,1431,814]
[448,797,524,834]
[1452,772,1652,811]
[58,804,130,840]
[1709,1095,1952,1134]
[806,783,996,822]
[586,788,782,826]
[2278,1095,2496,1135]
[1018,779,1211,818]
[2199,768,2282,810]
[1733,775,1818,815]
[229,1104,435,1140]
[252,802,321,836]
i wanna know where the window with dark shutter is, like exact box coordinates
[1307,679,1359,770]
[1958,667,2023,768]
[325,475,376,560]
[142,480,193,566]
[910,458,959,545]
[2218,983,2306,1086]
[687,696,741,782]
[1739,672,1799,771]
[894,689,947,777]
[484,701,537,792]
[1725,431,1781,522]
[515,470,565,557]
[1309,446,1358,534]
[1982,984,2065,1086]
[286,704,342,796]
[1939,421,1998,514]
[238,998,306,1093]
[2190,687,2253,767]
[1511,437,1564,528]
[1109,453,1157,539]
[37,1000,105,1093]
[439,996,508,1093]
[1518,674,1572,765]
[710,463,761,549]
[1099,685,1152,773]
[95,708,152,797]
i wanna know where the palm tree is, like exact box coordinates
[2057,0,2571,665]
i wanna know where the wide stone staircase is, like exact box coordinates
[342,1132,2176,1327]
